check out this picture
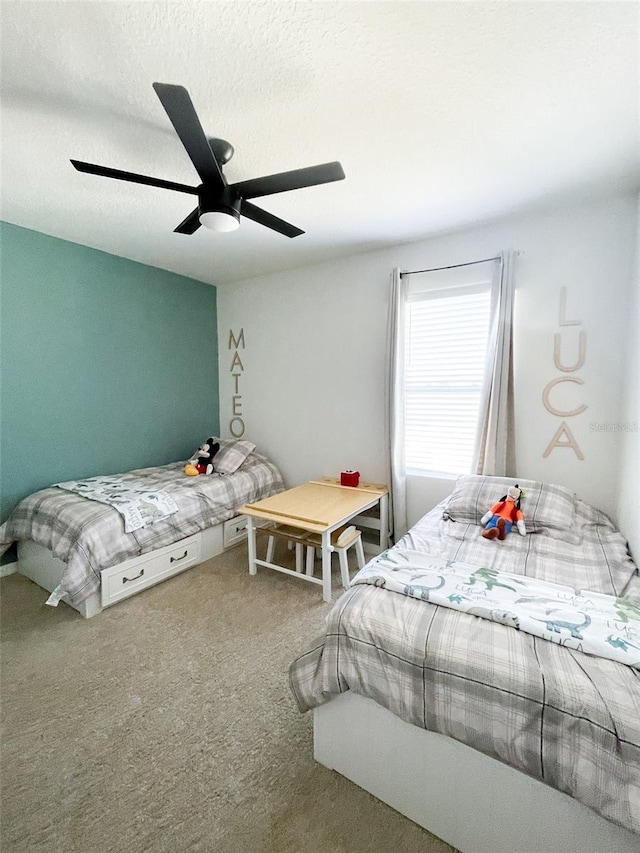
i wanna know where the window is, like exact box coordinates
[388,254,513,536]
[403,262,496,477]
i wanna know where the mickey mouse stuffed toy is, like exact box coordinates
[184,438,220,476]
[481,484,527,540]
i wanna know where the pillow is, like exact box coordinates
[443,474,576,532]
[212,438,256,475]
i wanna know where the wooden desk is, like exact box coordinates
[240,480,388,602]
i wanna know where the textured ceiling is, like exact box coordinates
[1,1,638,286]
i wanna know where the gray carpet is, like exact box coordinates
[1,543,456,853]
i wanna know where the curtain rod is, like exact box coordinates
[400,256,501,278]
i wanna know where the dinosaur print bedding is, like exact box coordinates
[55,476,179,533]
[289,484,640,835]
[354,551,640,668]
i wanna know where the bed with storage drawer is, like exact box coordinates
[0,439,284,617]
[289,475,640,853]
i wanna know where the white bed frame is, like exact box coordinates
[314,691,639,853]
[12,515,249,618]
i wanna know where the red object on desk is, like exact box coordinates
[340,470,360,487]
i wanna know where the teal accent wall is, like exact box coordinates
[0,222,219,535]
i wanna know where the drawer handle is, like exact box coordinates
[170,550,189,563]
[122,568,144,584]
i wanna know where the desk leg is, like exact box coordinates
[321,530,332,602]
[379,492,390,550]
[247,516,257,576]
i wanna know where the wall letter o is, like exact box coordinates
[229,417,245,438]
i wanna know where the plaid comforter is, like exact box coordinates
[1,452,284,606]
[289,499,640,835]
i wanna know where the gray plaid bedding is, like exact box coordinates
[1,451,284,606]
[289,495,640,835]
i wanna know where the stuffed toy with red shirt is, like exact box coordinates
[184,437,220,476]
[481,484,527,540]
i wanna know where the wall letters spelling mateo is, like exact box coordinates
[229,329,246,438]
[542,288,586,460]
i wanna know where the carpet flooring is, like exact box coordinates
[1,543,456,853]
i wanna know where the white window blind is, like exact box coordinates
[405,282,492,476]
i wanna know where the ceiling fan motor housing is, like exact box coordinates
[207,137,234,165]
[199,185,241,223]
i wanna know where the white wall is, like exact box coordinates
[615,194,639,561]
[218,192,638,537]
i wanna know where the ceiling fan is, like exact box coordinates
[71,82,345,238]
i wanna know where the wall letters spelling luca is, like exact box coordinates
[542,288,586,460]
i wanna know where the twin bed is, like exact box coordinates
[0,439,284,617]
[289,474,640,853]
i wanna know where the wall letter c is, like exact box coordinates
[542,377,587,418]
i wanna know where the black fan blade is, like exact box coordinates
[152,83,225,189]
[231,161,345,200]
[71,160,199,194]
[174,207,202,234]
[241,201,304,238]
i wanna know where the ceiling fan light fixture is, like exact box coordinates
[198,190,241,233]
[199,209,240,232]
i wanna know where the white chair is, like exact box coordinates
[304,525,366,589]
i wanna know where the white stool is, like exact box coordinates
[304,525,366,589]
[262,525,306,573]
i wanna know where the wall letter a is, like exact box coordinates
[230,351,244,371]
[542,421,584,460]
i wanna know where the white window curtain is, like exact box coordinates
[472,251,515,476]
[386,252,515,541]
[385,267,407,541]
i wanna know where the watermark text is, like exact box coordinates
[589,422,638,432]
